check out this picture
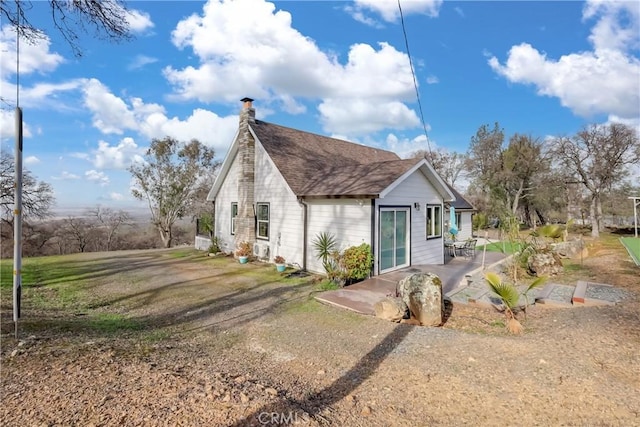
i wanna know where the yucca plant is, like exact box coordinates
[312,232,342,283]
[485,272,546,334]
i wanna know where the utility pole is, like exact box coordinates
[630,197,640,238]
[13,107,23,338]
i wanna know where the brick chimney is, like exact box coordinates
[235,97,256,250]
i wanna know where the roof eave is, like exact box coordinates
[206,129,240,201]
[300,193,378,200]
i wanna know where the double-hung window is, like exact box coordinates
[426,205,442,239]
[231,202,238,235]
[256,203,269,240]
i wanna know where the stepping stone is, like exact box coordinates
[446,285,492,305]
[573,281,627,306]
[536,283,574,308]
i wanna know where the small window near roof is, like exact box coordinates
[256,203,269,240]
[426,205,442,239]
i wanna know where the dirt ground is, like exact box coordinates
[1,237,639,427]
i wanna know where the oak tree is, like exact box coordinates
[129,137,217,248]
[551,123,640,238]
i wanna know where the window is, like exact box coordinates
[456,212,462,231]
[231,202,238,235]
[256,203,269,239]
[426,205,442,239]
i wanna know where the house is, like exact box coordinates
[445,185,476,241]
[200,98,464,276]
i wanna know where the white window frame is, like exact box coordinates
[426,204,442,239]
[256,202,269,240]
[231,202,238,235]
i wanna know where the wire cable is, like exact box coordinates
[398,0,432,156]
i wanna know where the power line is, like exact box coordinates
[397,0,432,156]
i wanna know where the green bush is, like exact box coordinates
[208,236,222,253]
[473,212,489,230]
[341,243,373,282]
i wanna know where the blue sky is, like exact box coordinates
[1,0,639,214]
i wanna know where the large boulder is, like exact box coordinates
[374,297,408,322]
[527,251,563,277]
[397,273,444,327]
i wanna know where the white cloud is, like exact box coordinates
[0,25,64,77]
[384,132,434,158]
[426,75,439,84]
[349,0,442,23]
[489,0,640,121]
[90,137,146,170]
[85,169,110,186]
[164,0,422,136]
[319,98,419,134]
[127,54,158,70]
[21,79,85,110]
[81,80,239,155]
[138,108,239,156]
[83,79,138,134]
[583,0,639,52]
[53,171,80,180]
[24,156,40,165]
[125,10,155,33]
[0,109,32,140]
[109,192,125,201]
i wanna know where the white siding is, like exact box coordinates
[375,170,444,274]
[445,210,474,241]
[457,212,474,241]
[253,142,305,266]
[305,199,372,274]
[214,153,240,254]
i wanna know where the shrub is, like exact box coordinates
[473,212,489,231]
[208,236,222,253]
[341,243,373,282]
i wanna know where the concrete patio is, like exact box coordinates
[315,250,508,315]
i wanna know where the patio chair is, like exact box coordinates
[462,239,477,258]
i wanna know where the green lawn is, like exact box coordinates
[620,237,640,266]
[0,249,319,338]
[476,241,524,254]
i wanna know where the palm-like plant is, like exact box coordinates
[312,232,337,269]
[485,272,546,334]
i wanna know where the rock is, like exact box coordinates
[240,392,249,403]
[373,297,408,322]
[316,369,325,376]
[361,406,372,416]
[528,251,563,277]
[552,240,586,258]
[265,387,278,397]
[397,273,444,326]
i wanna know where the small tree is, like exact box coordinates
[129,137,217,248]
[87,205,132,251]
[485,272,546,334]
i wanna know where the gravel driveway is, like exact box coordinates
[1,242,639,426]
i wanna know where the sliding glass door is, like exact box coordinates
[379,208,410,273]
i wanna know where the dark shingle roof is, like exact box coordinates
[446,183,475,210]
[251,120,413,197]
